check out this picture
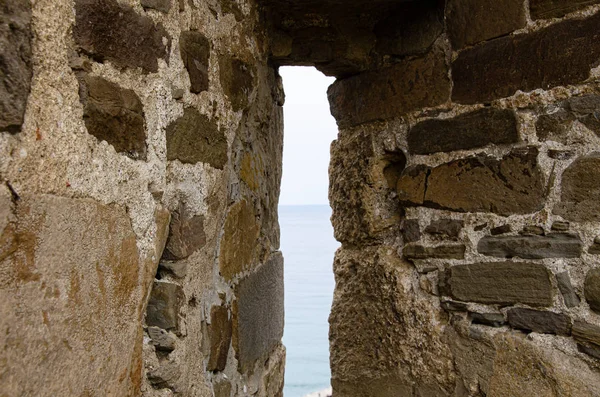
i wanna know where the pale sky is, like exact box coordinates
[278,67,338,206]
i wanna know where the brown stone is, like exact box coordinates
[536,109,577,143]
[403,244,466,260]
[219,56,255,111]
[584,268,600,313]
[447,262,553,306]
[0,0,32,133]
[477,233,583,259]
[162,204,206,260]
[402,219,421,243]
[179,31,210,94]
[491,224,511,235]
[233,252,284,373]
[328,48,450,128]
[425,219,464,239]
[470,312,506,327]
[141,0,172,13]
[213,379,232,397]
[146,281,184,332]
[158,261,188,279]
[530,0,600,20]
[452,12,600,104]
[507,308,571,336]
[548,149,575,160]
[554,153,600,222]
[73,0,170,73]
[520,225,545,236]
[147,361,181,389]
[556,272,581,308]
[207,305,232,372]
[446,0,526,49]
[166,107,227,168]
[551,221,570,232]
[219,200,260,280]
[572,320,600,348]
[397,147,546,216]
[408,108,519,155]
[77,74,147,160]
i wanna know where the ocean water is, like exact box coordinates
[279,205,339,397]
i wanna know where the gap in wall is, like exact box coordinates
[278,66,340,397]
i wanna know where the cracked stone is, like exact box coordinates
[477,233,583,259]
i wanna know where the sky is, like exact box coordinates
[278,67,338,206]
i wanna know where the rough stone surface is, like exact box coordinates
[477,233,583,259]
[507,308,571,336]
[401,219,421,243]
[166,107,227,168]
[180,31,210,94]
[148,326,177,352]
[408,108,519,155]
[219,200,260,280]
[584,268,600,313]
[207,305,232,372]
[520,225,545,236]
[471,312,506,327]
[572,320,600,349]
[73,0,170,73]
[446,0,527,49]
[535,109,577,143]
[403,244,466,260]
[0,0,32,133]
[158,261,188,279]
[556,272,581,308]
[219,55,255,111]
[162,204,206,260]
[491,225,512,235]
[141,0,172,13]
[530,0,600,20]
[77,74,147,160]
[425,219,464,239]
[447,262,554,306]
[233,252,284,373]
[146,281,184,332]
[554,153,600,222]
[397,147,546,216]
[551,221,570,232]
[328,49,450,128]
[453,12,600,104]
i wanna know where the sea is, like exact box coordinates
[279,205,339,397]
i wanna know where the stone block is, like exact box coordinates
[146,281,184,332]
[554,153,600,222]
[447,262,553,306]
[520,225,545,236]
[551,221,570,232]
[403,244,466,260]
[452,12,600,104]
[162,204,206,260]
[0,0,32,133]
[77,74,147,160]
[397,147,545,216]
[572,320,600,349]
[73,0,170,73]
[548,149,575,160]
[491,225,511,235]
[535,109,577,143]
[556,272,581,308]
[219,55,255,111]
[141,0,171,13]
[470,312,506,327]
[425,219,464,239]
[147,326,177,352]
[401,219,421,243]
[166,107,227,168]
[507,308,571,335]
[147,361,181,389]
[213,379,232,397]
[477,233,582,259]
[179,31,210,94]
[328,49,450,128]
[446,0,526,49]
[530,0,600,20]
[158,261,188,278]
[584,268,600,313]
[408,108,519,155]
[233,252,284,373]
[207,305,232,372]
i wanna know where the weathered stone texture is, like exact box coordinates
[207,305,233,372]
[73,0,171,73]
[219,56,255,111]
[536,95,600,142]
[584,268,600,313]
[554,153,600,222]
[403,244,466,260]
[572,320,600,351]
[425,219,464,239]
[471,312,506,327]
[141,0,172,13]
[233,252,284,373]
[166,107,227,168]
[328,49,450,128]
[397,147,546,216]
[77,74,147,160]
[446,0,526,49]
[0,0,32,133]
[477,233,583,259]
[408,108,519,155]
[556,272,581,308]
[507,308,571,336]
[148,326,177,352]
[146,281,184,332]
[530,0,600,20]
[452,12,600,104]
[401,219,421,243]
[162,204,206,260]
[180,31,210,94]
[447,262,553,306]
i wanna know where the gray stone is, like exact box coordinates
[577,343,600,360]
[166,107,227,168]
[147,361,181,389]
[207,305,232,372]
[477,233,583,259]
[180,31,210,94]
[536,109,576,144]
[146,281,184,332]
[162,204,206,260]
[219,55,255,111]
[158,261,188,279]
[530,0,600,20]
[77,74,147,160]
[141,0,172,12]
[233,252,284,373]
[554,153,600,222]
[572,320,600,349]
[556,272,581,308]
[147,326,177,352]
[584,268,600,313]
[551,221,570,232]
[441,301,468,312]
[401,219,421,243]
[425,219,464,239]
[73,0,170,73]
[408,108,519,155]
[447,262,554,307]
[403,244,466,260]
[491,225,511,235]
[0,0,32,133]
[470,312,506,327]
[507,308,571,336]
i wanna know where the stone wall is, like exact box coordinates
[1,0,284,396]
